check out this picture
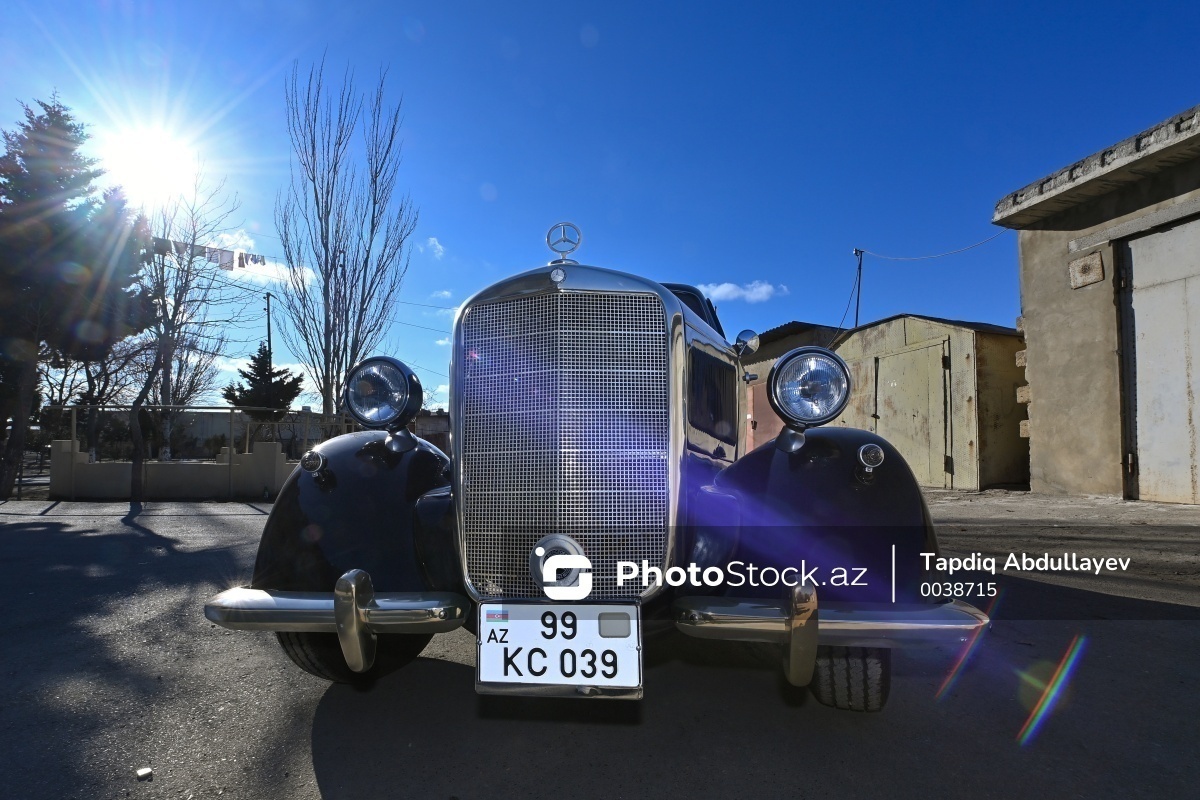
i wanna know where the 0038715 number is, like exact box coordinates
[919,581,998,598]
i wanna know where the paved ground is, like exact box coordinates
[1,494,1198,799]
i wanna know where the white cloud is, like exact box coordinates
[214,356,250,375]
[697,280,788,303]
[209,229,257,251]
[227,258,305,286]
[419,236,445,259]
[198,228,313,286]
[435,337,451,346]
[431,289,452,299]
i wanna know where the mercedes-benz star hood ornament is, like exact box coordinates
[546,221,581,264]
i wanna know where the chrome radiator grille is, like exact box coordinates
[459,291,669,600]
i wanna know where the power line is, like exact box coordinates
[403,361,449,379]
[832,229,1012,343]
[387,317,451,334]
[857,229,1009,261]
[824,268,861,348]
[395,299,458,310]
[203,234,461,309]
[147,254,276,297]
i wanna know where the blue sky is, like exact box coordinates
[3,0,1200,407]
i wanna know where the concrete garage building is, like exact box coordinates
[994,102,1200,503]
[742,316,1028,490]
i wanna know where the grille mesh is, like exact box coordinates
[459,291,669,599]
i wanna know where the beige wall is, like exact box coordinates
[50,440,295,500]
[835,319,978,489]
[1015,157,1200,495]
[975,332,1029,488]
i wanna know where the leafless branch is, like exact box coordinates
[128,175,244,499]
[275,59,418,415]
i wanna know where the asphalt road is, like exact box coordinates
[1,497,1198,799]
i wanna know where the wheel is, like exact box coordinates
[809,646,890,712]
[276,631,432,685]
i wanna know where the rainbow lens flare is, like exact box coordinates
[1017,634,1087,746]
[936,591,1002,700]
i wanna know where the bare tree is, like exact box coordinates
[77,334,155,460]
[129,177,245,504]
[37,346,86,408]
[275,59,418,417]
[34,346,85,455]
[151,331,224,408]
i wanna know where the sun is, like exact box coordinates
[94,125,200,211]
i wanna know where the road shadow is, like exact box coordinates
[0,512,295,799]
[309,578,1200,799]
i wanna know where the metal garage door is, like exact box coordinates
[875,339,949,488]
[1122,217,1200,503]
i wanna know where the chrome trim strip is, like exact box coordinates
[475,681,643,700]
[815,600,990,648]
[673,598,989,649]
[672,596,790,643]
[204,586,469,634]
[451,263,691,603]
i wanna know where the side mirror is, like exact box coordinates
[733,329,760,358]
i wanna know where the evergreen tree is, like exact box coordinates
[0,96,151,497]
[222,342,304,423]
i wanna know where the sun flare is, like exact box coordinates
[95,125,200,211]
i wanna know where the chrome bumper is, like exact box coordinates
[674,589,988,687]
[204,569,469,673]
[673,594,989,650]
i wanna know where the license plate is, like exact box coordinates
[477,603,641,690]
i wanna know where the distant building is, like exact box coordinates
[742,315,1028,490]
[994,102,1200,503]
[410,408,449,453]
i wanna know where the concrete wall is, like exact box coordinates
[1014,156,1200,495]
[50,439,295,500]
[975,332,1030,488]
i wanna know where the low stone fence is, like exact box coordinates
[49,439,296,500]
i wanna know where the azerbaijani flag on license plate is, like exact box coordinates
[486,610,509,622]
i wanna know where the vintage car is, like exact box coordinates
[205,223,989,712]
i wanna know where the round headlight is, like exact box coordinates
[767,346,851,428]
[344,356,422,430]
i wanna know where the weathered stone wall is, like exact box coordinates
[1014,157,1200,495]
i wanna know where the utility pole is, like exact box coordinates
[852,248,864,328]
[264,291,273,410]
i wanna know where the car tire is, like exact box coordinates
[809,645,890,712]
[276,631,433,685]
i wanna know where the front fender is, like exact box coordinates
[701,427,938,602]
[251,430,456,593]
